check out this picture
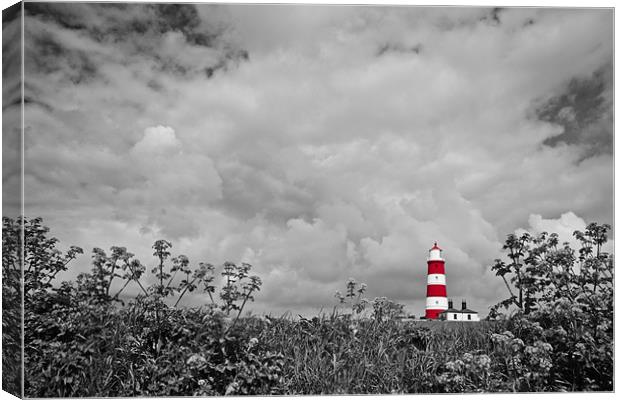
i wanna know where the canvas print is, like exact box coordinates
[2,2,613,397]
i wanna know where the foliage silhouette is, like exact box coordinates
[2,216,613,395]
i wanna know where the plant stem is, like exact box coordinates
[173,277,199,308]
[113,279,131,300]
[126,262,148,296]
[106,259,117,297]
[227,288,254,333]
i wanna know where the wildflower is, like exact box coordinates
[248,337,259,349]
[353,302,366,314]
[437,374,449,384]
[511,338,524,352]
[225,382,239,395]
[503,331,515,338]
[334,291,345,303]
[125,335,138,345]
[463,353,473,363]
[539,342,553,352]
[490,333,505,343]
[346,278,357,297]
[553,326,567,337]
[186,354,206,366]
[539,357,552,370]
[476,355,491,370]
[222,316,233,329]
[198,379,206,386]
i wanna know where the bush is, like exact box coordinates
[2,217,23,396]
[489,222,613,391]
[3,217,613,396]
[7,216,285,397]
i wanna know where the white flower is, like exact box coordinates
[198,379,206,386]
[248,337,259,349]
[476,355,491,369]
[225,382,239,395]
[186,354,206,366]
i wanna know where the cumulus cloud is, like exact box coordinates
[131,125,182,156]
[15,5,613,317]
[517,212,614,254]
[3,4,22,218]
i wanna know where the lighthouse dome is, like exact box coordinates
[428,242,444,261]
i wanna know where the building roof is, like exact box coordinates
[430,242,442,251]
[439,308,478,314]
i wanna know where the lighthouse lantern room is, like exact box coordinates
[425,242,448,319]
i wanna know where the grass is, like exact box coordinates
[11,218,613,396]
[251,313,502,394]
[21,302,612,396]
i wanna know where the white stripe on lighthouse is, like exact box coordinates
[427,274,446,285]
[428,248,444,261]
[426,296,449,309]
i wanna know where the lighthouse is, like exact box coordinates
[425,242,448,319]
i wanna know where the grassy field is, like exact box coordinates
[20,305,513,396]
[12,287,614,396]
[251,314,506,394]
[4,218,613,396]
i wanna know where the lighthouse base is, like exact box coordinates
[425,309,445,320]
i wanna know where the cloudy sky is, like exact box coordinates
[4,4,613,316]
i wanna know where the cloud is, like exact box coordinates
[131,125,182,156]
[522,212,586,243]
[3,3,23,218]
[17,5,613,317]
[517,212,614,254]
[538,63,613,158]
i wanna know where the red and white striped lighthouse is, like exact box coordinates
[425,242,448,319]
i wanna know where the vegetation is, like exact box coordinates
[2,216,613,396]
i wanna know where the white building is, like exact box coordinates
[438,299,480,322]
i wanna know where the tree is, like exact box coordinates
[490,231,536,314]
[3,216,84,396]
[3,217,273,397]
[2,217,23,395]
[490,222,613,390]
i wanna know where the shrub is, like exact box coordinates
[4,216,613,395]
[5,216,285,397]
[2,217,23,395]
[489,222,613,391]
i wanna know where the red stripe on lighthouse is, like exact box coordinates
[426,309,444,319]
[426,284,447,297]
[427,261,445,275]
